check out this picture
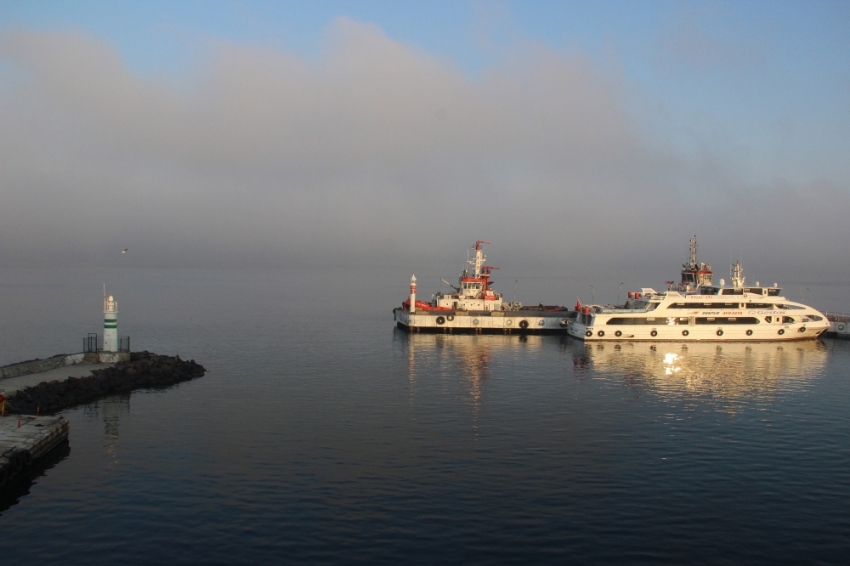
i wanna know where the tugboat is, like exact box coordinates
[393,241,572,334]
[567,236,830,342]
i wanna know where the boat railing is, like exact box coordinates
[824,311,850,322]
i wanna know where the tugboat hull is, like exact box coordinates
[394,308,573,334]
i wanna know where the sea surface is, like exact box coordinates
[1,266,849,565]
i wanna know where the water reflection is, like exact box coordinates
[84,393,131,455]
[583,340,828,405]
[0,441,71,516]
[399,331,548,415]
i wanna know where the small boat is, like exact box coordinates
[567,236,829,342]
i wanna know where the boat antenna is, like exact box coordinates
[513,279,518,303]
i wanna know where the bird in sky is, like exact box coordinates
[121,249,128,254]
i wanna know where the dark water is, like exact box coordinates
[1,267,849,564]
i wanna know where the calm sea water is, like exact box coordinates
[1,267,849,564]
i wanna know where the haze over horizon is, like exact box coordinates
[1,1,848,282]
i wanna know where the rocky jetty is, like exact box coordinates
[3,352,206,415]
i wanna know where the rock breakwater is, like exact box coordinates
[3,352,206,415]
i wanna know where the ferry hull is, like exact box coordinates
[568,322,828,342]
[394,308,571,334]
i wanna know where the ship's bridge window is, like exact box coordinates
[747,303,774,309]
[767,288,781,296]
[721,288,744,295]
[780,304,804,310]
[745,287,764,295]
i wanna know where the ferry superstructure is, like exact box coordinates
[567,237,829,342]
[393,241,573,334]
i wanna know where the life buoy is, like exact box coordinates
[447,315,455,321]
[615,330,622,337]
[519,320,529,330]
[585,330,593,337]
[799,326,806,332]
[538,320,545,326]
[839,324,846,331]
[746,329,753,336]
[436,316,446,325]
[473,319,480,326]
[650,330,658,337]
[778,329,785,335]
[598,330,605,337]
[506,319,513,326]
[682,330,689,337]
[716,329,724,337]
[560,319,569,327]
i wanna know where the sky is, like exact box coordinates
[1,0,849,283]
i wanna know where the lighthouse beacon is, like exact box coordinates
[103,293,118,352]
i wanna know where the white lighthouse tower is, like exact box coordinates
[103,292,118,352]
[409,275,417,314]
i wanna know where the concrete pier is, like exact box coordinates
[0,415,69,488]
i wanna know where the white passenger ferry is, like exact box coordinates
[393,241,572,334]
[567,237,829,342]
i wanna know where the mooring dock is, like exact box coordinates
[0,415,69,488]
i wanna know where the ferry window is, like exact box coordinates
[728,317,758,324]
[782,316,795,323]
[764,316,772,323]
[721,288,743,295]
[607,318,660,325]
[767,288,781,296]
[697,317,759,325]
[808,315,824,321]
[745,288,763,295]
